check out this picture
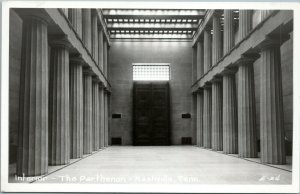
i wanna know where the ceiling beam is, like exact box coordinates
[103,15,203,20]
[110,34,193,39]
[109,28,196,32]
[106,23,198,29]
[102,9,206,16]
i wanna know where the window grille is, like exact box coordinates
[133,63,170,81]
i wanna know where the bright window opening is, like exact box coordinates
[133,63,170,81]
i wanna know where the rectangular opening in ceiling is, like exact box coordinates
[133,63,170,81]
[102,9,205,39]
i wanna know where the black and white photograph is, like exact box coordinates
[0,0,299,193]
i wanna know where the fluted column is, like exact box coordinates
[99,86,105,148]
[82,9,92,52]
[238,10,252,42]
[197,40,204,79]
[260,39,286,164]
[237,56,257,158]
[103,40,108,77]
[261,10,272,20]
[192,46,197,82]
[91,10,99,65]
[98,28,104,71]
[107,95,111,146]
[83,70,93,154]
[196,90,204,147]
[203,86,212,148]
[61,9,68,17]
[211,79,223,151]
[49,37,71,165]
[92,79,100,151]
[68,9,82,39]
[17,15,49,176]
[104,92,109,147]
[222,71,238,154]
[107,47,110,79]
[204,27,212,74]
[69,55,84,159]
[223,10,234,55]
[212,13,222,66]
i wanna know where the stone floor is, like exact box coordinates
[10,146,292,185]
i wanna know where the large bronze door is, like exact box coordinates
[133,82,170,145]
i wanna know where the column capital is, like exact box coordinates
[98,24,104,31]
[203,82,212,88]
[258,35,290,51]
[92,9,99,16]
[236,53,260,66]
[211,75,222,83]
[70,53,85,65]
[99,82,105,89]
[83,67,94,76]
[197,36,204,43]
[16,9,51,24]
[221,67,238,75]
[213,10,223,18]
[49,35,72,50]
[197,87,204,93]
[104,87,111,94]
[92,76,101,83]
[204,25,212,31]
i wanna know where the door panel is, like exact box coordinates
[133,82,169,145]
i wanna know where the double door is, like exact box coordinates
[133,82,170,145]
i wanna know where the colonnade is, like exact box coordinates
[16,8,110,176]
[195,10,287,164]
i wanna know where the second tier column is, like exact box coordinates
[91,10,99,65]
[212,13,222,66]
[261,10,272,20]
[103,40,108,77]
[82,9,92,52]
[203,27,212,74]
[238,10,252,42]
[197,40,204,79]
[211,79,223,151]
[237,57,258,158]
[68,9,82,39]
[98,28,104,71]
[223,10,234,55]
[49,37,71,165]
